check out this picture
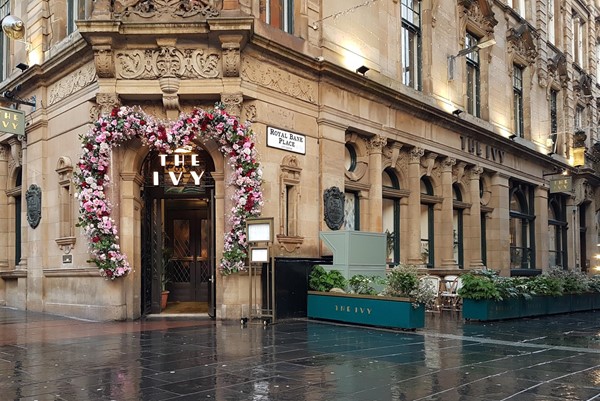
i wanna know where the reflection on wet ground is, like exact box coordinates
[0,307,599,400]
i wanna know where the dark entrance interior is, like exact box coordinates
[140,148,215,316]
[165,200,212,303]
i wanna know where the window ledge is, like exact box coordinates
[0,269,27,279]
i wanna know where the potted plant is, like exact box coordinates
[307,264,433,329]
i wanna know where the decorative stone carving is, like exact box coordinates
[548,53,569,88]
[383,142,403,167]
[442,157,456,172]
[114,0,221,19]
[221,93,243,117]
[240,58,317,104]
[220,35,242,77]
[48,63,97,106]
[409,147,424,163]
[506,22,538,66]
[469,165,484,180]
[453,161,467,183]
[323,187,345,231]
[8,137,22,168]
[55,156,73,184]
[159,77,181,111]
[92,93,121,119]
[421,152,438,176]
[26,184,42,229]
[243,104,257,123]
[367,135,387,154]
[94,48,115,78]
[91,0,112,19]
[458,0,498,43]
[116,47,220,80]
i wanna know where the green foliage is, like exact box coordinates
[309,265,347,292]
[526,274,564,296]
[589,275,600,293]
[348,275,384,295]
[457,272,502,301]
[383,264,437,308]
[546,267,590,294]
[384,264,419,297]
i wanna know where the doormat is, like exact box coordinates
[162,302,208,314]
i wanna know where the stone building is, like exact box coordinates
[1,0,600,321]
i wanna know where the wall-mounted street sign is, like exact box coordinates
[550,176,572,193]
[267,126,306,155]
[0,107,25,137]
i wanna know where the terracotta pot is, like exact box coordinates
[161,290,169,310]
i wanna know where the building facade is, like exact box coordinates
[1,0,600,321]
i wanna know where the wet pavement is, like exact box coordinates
[1,308,599,401]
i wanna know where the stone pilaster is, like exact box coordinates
[407,147,424,265]
[488,173,511,274]
[534,185,550,271]
[367,135,386,232]
[467,166,484,269]
[440,157,457,268]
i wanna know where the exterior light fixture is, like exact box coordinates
[356,65,369,75]
[508,134,517,140]
[452,109,463,116]
[16,63,28,71]
[1,15,25,40]
[447,37,496,80]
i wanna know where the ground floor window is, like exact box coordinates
[344,191,359,230]
[509,181,535,270]
[548,195,567,268]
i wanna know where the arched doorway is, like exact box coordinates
[140,145,216,316]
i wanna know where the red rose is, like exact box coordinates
[106,270,113,277]
[92,236,100,243]
[111,108,118,117]
[140,120,146,126]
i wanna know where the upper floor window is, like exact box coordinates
[260,0,294,34]
[401,0,421,91]
[507,0,526,17]
[549,89,558,153]
[513,65,524,138]
[67,0,85,35]
[572,13,586,68]
[548,0,555,44]
[0,30,8,81]
[465,32,481,117]
[575,105,584,130]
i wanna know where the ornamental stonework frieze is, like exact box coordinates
[459,0,498,42]
[506,22,538,66]
[240,58,317,104]
[48,63,97,106]
[116,47,220,80]
[94,48,115,78]
[221,93,243,117]
[113,0,220,20]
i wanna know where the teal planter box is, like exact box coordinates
[570,293,593,311]
[462,298,523,321]
[546,296,571,314]
[464,294,599,321]
[307,292,424,329]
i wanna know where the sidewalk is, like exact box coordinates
[1,307,599,400]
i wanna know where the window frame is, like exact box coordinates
[509,182,536,271]
[383,168,401,263]
[261,0,294,34]
[420,177,435,268]
[465,32,481,117]
[513,64,524,138]
[400,0,422,91]
[548,195,568,269]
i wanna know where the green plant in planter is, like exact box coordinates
[588,275,600,293]
[457,271,502,301]
[383,264,437,308]
[526,274,564,296]
[348,274,385,295]
[546,267,590,293]
[309,265,347,292]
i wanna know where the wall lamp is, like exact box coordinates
[542,166,565,177]
[508,134,517,140]
[16,63,29,71]
[356,65,369,75]
[447,38,496,80]
[452,109,463,116]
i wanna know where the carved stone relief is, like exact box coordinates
[458,0,498,46]
[113,0,221,19]
[90,93,122,120]
[26,184,42,229]
[0,144,8,161]
[421,152,438,176]
[116,47,220,80]
[409,147,425,163]
[221,93,243,117]
[94,48,115,78]
[243,104,257,123]
[506,22,538,68]
[323,187,345,231]
[48,63,97,106]
[240,58,317,104]
[367,135,387,154]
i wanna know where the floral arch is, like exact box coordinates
[74,103,263,279]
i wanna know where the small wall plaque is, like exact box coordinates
[323,186,345,230]
[62,255,73,264]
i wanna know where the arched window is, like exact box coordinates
[509,182,535,271]
[548,195,567,268]
[453,184,464,268]
[383,168,400,263]
[420,177,434,267]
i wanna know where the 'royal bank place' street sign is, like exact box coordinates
[0,107,25,137]
[266,126,306,155]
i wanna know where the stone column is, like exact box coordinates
[467,166,484,269]
[488,173,511,274]
[534,185,549,271]
[367,135,387,232]
[566,195,578,270]
[407,148,424,265]
[0,145,8,269]
[441,157,458,268]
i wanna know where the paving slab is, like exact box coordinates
[1,307,599,400]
